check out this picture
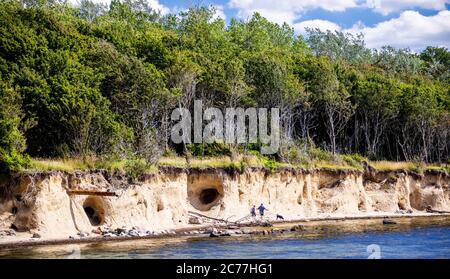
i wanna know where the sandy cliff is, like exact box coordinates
[0,167,449,239]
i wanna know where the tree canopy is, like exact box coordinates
[0,0,449,174]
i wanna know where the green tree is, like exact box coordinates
[0,80,32,174]
[306,28,372,64]
[353,72,400,158]
[420,46,450,83]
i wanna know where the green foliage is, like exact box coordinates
[420,46,450,83]
[373,46,423,76]
[0,80,31,174]
[306,29,372,64]
[308,147,334,161]
[187,142,232,157]
[123,157,148,179]
[0,148,30,174]
[340,154,367,169]
[227,160,247,173]
[260,156,281,172]
[0,1,448,171]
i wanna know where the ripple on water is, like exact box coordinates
[0,226,449,259]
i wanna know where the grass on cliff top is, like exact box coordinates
[370,161,450,173]
[159,155,267,170]
[27,155,449,174]
[28,158,158,174]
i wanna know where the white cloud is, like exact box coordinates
[365,0,449,15]
[293,19,341,35]
[70,0,170,15]
[212,5,226,21]
[347,10,450,51]
[228,0,358,25]
[293,10,450,51]
[147,0,170,14]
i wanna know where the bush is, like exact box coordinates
[163,148,177,157]
[0,149,29,175]
[0,81,30,175]
[341,153,367,169]
[187,142,232,157]
[228,160,246,173]
[308,147,334,161]
[124,158,148,180]
[262,157,281,172]
[409,165,423,174]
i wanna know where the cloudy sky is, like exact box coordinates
[75,0,450,51]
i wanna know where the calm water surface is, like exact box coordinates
[1,225,449,259]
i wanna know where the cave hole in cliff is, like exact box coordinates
[83,196,106,226]
[199,188,220,205]
[187,174,224,211]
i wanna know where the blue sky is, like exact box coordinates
[82,0,450,51]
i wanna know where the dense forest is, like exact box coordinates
[0,0,449,174]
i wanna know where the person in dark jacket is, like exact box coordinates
[258,203,268,217]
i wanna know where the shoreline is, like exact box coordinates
[1,212,449,250]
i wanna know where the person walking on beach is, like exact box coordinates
[258,203,268,218]
[250,205,256,218]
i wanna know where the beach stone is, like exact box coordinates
[209,232,219,237]
[290,224,305,232]
[115,227,127,234]
[0,229,16,237]
[383,218,397,225]
[92,227,102,235]
[100,225,112,233]
[128,229,139,237]
[188,216,201,224]
[32,233,41,239]
[271,229,281,235]
[77,232,89,238]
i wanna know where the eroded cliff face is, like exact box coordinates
[0,168,449,238]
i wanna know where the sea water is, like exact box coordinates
[1,225,449,259]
